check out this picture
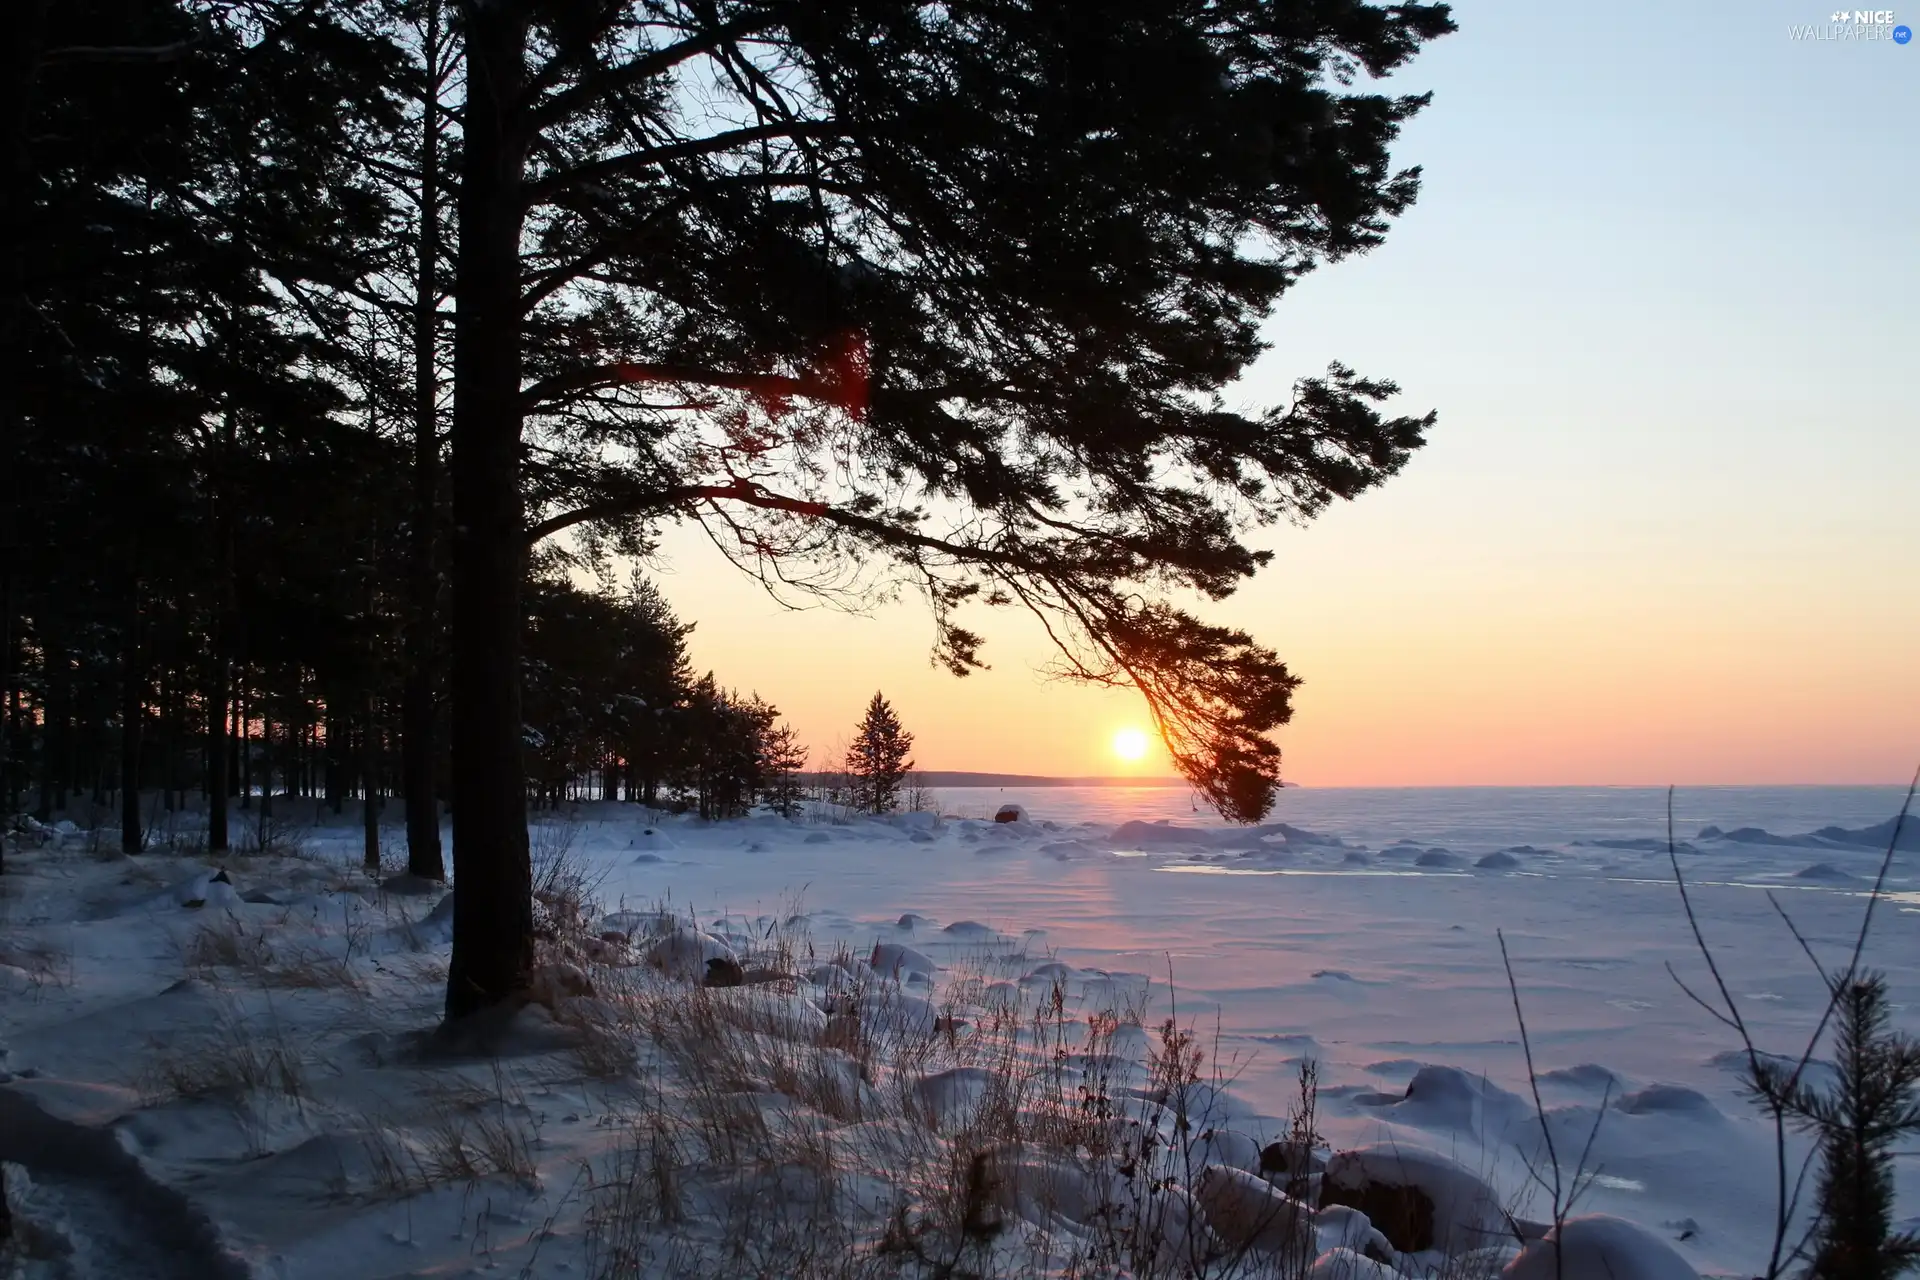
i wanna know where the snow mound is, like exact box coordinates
[941,920,994,937]
[1615,1084,1719,1118]
[644,926,737,981]
[910,1066,994,1127]
[868,942,936,979]
[1199,1128,1263,1173]
[1476,851,1521,869]
[1363,1065,1527,1137]
[1589,837,1676,852]
[1415,849,1460,868]
[1322,1143,1507,1254]
[1316,1205,1396,1262]
[1693,826,1803,847]
[631,827,675,851]
[1194,1165,1314,1255]
[993,804,1028,823]
[162,869,241,911]
[893,811,942,833]
[1538,1064,1620,1091]
[1111,819,1212,846]
[1793,862,1854,881]
[804,831,832,844]
[1343,851,1372,865]
[1503,1214,1698,1280]
[1807,815,1920,851]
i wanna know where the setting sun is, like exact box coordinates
[1111,728,1150,762]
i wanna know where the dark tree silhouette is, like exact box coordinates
[1766,973,1920,1280]
[847,692,915,816]
[440,0,1451,1016]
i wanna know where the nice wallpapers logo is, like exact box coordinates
[1790,9,1913,40]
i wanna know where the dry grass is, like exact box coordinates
[137,996,313,1161]
[0,932,73,995]
[552,908,1371,1280]
[176,910,368,994]
[354,1064,544,1201]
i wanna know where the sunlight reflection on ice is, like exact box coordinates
[1154,865,1471,879]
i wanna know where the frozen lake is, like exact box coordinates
[576,783,1920,1272]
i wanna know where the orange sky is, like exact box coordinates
[619,3,1919,787]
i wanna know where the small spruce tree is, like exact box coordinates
[1772,971,1920,1280]
[847,693,915,816]
[759,723,808,817]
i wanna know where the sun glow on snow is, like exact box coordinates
[1112,728,1150,762]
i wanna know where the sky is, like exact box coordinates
[637,0,1920,787]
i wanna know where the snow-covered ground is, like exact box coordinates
[1,785,1914,1279]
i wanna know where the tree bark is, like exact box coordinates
[445,0,533,1021]
[402,0,446,882]
[207,644,228,852]
[119,584,143,854]
[363,693,380,870]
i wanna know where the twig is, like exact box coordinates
[1498,928,1566,1280]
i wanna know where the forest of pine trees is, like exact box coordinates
[0,1,816,873]
[3,0,1456,1014]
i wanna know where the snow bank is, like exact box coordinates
[643,925,737,980]
[1503,1214,1698,1280]
[1321,1143,1507,1254]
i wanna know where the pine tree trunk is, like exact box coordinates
[325,700,344,813]
[363,692,380,871]
[120,599,143,854]
[207,646,228,853]
[402,0,446,882]
[34,637,59,820]
[237,679,250,810]
[445,0,534,1021]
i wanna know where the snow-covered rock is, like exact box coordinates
[1315,1205,1394,1261]
[868,942,936,980]
[1199,1127,1263,1173]
[164,868,241,910]
[1193,1164,1314,1255]
[1503,1215,1698,1280]
[993,804,1027,824]
[910,1066,995,1127]
[1320,1143,1506,1254]
[644,926,738,981]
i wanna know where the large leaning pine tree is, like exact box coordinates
[442,0,1453,1018]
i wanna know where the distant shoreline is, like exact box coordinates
[805,771,1190,788]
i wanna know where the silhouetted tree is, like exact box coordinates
[1762,973,1920,1280]
[759,722,808,817]
[847,692,914,816]
[439,0,1451,1016]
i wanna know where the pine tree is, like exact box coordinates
[1777,972,1920,1280]
[759,722,808,817]
[847,693,914,816]
[436,0,1451,1016]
